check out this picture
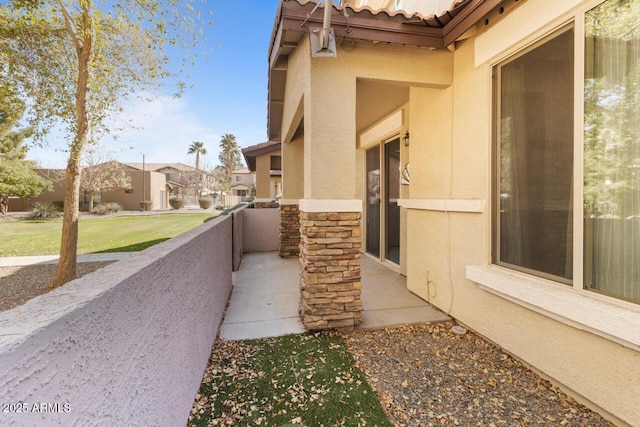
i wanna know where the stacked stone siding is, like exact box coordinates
[299,211,363,331]
[279,204,301,257]
[253,202,274,209]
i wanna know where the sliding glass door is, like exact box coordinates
[366,138,401,265]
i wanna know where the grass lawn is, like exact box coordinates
[189,333,392,427]
[0,213,217,256]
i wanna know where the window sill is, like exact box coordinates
[466,265,640,352]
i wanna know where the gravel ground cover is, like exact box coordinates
[0,262,113,312]
[344,322,613,427]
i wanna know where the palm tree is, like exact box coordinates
[187,141,207,170]
[218,134,243,192]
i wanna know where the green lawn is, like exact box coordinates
[189,332,392,427]
[0,213,217,256]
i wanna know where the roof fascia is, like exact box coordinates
[242,143,282,158]
[443,0,502,46]
[280,7,445,48]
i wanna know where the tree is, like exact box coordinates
[218,134,244,193]
[187,141,207,171]
[0,0,207,288]
[0,86,52,203]
[583,0,640,218]
[0,86,32,160]
[186,142,209,198]
[81,149,131,212]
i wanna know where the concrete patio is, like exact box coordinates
[220,252,450,340]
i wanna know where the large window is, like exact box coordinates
[494,0,640,303]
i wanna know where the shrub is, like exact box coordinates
[221,203,248,215]
[169,198,184,209]
[139,200,153,211]
[52,200,64,210]
[29,202,61,220]
[198,197,213,209]
[92,202,122,215]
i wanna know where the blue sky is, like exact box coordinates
[26,0,282,169]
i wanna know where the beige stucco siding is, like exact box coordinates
[404,21,640,425]
[255,153,272,199]
[305,57,357,199]
[276,0,640,423]
[286,40,454,201]
[102,171,166,210]
[282,134,304,200]
[408,86,453,199]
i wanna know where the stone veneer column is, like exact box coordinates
[279,202,300,257]
[299,206,363,331]
[253,198,273,209]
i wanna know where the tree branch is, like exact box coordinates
[55,0,81,53]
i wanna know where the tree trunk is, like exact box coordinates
[51,160,82,288]
[89,190,94,212]
[50,6,92,289]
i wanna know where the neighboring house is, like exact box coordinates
[9,166,167,211]
[7,169,65,212]
[241,141,282,205]
[125,162,212,206]
[268,0,640,425]
[230,168,256,200]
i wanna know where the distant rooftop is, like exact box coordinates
[242,141,282,172]
[124,162,199,173]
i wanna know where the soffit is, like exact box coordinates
[267,0,505,141]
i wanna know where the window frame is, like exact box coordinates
[492,23,576,286]
[468,0,640,351]
[491,0,638,304]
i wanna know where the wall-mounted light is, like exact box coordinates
[403,131,410,147]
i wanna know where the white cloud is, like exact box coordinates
[25,91,264,169]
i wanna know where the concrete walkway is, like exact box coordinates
[0,252,134,267]
[220,252,450,340]
[2,250,450,340]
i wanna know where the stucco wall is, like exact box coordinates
[282,134,304,200]
[0,215,232,426]
[282,37,452,201]
[242,208,280,253]
[402,3,640,424]
[102,170,166,211]
[255,153,272,199]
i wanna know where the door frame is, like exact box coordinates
[363,134,402,271]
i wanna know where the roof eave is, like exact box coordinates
[267,0,501,141]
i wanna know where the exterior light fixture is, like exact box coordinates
[403,131,410,147]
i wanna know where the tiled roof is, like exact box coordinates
[267,0,501,141]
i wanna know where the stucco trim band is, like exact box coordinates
[466,265,640,352]
[398,198,485,213]
[299,199,363,213]
[279,199,300,205]
[474,0,581,67]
